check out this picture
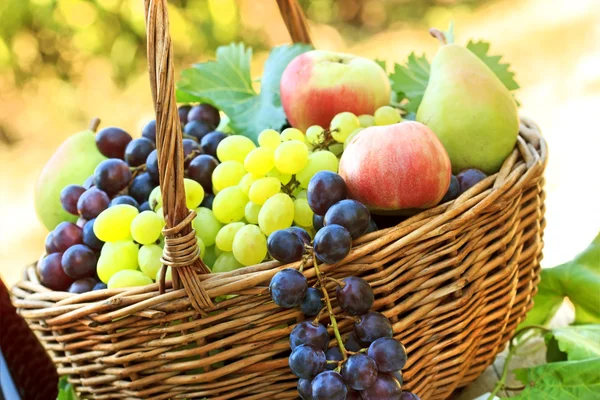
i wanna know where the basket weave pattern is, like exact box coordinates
[10,1,547,399]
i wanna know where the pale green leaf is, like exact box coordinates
[466,40,520,91]
[389,53,430,113]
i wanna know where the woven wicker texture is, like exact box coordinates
[11,0,547,399]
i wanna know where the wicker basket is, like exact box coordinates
[11,1,548,399]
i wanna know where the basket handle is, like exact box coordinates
[276,0,313,45]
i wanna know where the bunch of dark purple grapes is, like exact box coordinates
[439,168,488,204]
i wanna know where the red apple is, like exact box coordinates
[339,121,451,212]
[280,50,391,131]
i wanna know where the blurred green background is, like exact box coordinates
[1,0,599,289]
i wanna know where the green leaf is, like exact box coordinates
[545,325,600,362]
[389,53,431,113]
[444,21,455,45]
[466,40,520,91]
[176,42,312,143]
[510,358,600,399]
[374,59,386,71]
[57,376,77,400]
[519,232,600,329]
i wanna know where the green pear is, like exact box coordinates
[416,43,519,174]
[34,129,107,230]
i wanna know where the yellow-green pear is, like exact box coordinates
[416,41,519,174]
[35,129,107,230]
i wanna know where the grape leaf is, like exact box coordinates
[544,325,600,363]
[466,40,520,91]
[374,59,386,71]
[510,358,600,399]
[176,42,312,143]
[58,376,77,400]
[389,53,430,113]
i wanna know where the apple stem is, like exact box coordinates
[429,28,447,45]
[89,117,101,132]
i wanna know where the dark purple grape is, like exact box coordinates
[267,230,304,264]
[141,120,157,143]
[269,268,307,308]
[188,103,220,127]
[62,244,97,279]
[94,159,132,195]
[60,185,86,215]
[138,201,151,212]
[288,226,311,245]
[290,321,329,352]
[289,345,326,379]
[178,105,192,126]
[344,331,365,352]
[76,217,87,228]
[336,276,374,316]
[324,199,370,239]
[298,378,313,400]
[346,389,361,400]
[365,218,378,234]
[52,222,83,252]
[313,214,324,231]
[68,277,97,294]
[82,219,104,250]
[456,169,487,194]
[401,391,421,400]
[301,287,324,316]
[361,374,402,400]
[325,347,343,371]
[128,172,156,204]
[38,253,73,291]
[183,138,203,168]
[200,131,227,158]
[311,371,347,400]
[200,193,214,209]
[392,370,403,385]
[341,353,378,390]
[110,195,139,208]
[184,120,215,142]
[125,137,155,167]
[313,224,351,264]
[307,171,347,215]
[146,150,159,183]
[188,154,219,192]
[368,338,407,372]
[440,175,459,203]
[93,282,107,291]
[77,188,110,219]
[95,127,132,159]
[45,232,58,254]
[83,175,95,189]
[354,312,393,344]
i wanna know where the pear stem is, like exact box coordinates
[429,28,447,45]
[89,117,101,132]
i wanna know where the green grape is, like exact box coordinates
[274,140,308,174]
[215,245,223,258]
[294,189,307,199]
[249,177,281,205]
[193,207,223,247]
[130,210,164,245]
[212,251,244,273]
[94,205,138,242]
[107,269,153,289]
[216,135,256,163]
[296,150,339,188]
[215,222,245,252]
[306,125,325,146]
[149,186,162,210]
[212,186,248,223]
[155,266,172,282]
[358,114,376,127]
[196,236,206,258]
[184,178,205,209]
[281,128,305,142]
[238,173,257,196]
[97,241,139,283]
[244,202,261,224]
[138,243,163,279]
[267,168,292,184]
[258,193,294,235]
[212,160,246,192]
[329,143,344,157]
[202,245,219,269]
[155,207,163,219]
[330,112,360,142]
[232,224,267,266]
[374,106,402,125]
[293,198,314,227]
[344,128,364,150]
[258,129,281,149]
[244,147,274,177]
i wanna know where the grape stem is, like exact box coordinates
[325,277,345,288]
[311,128,337,151]
[313,257,347,360]
[281,175,301,196]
